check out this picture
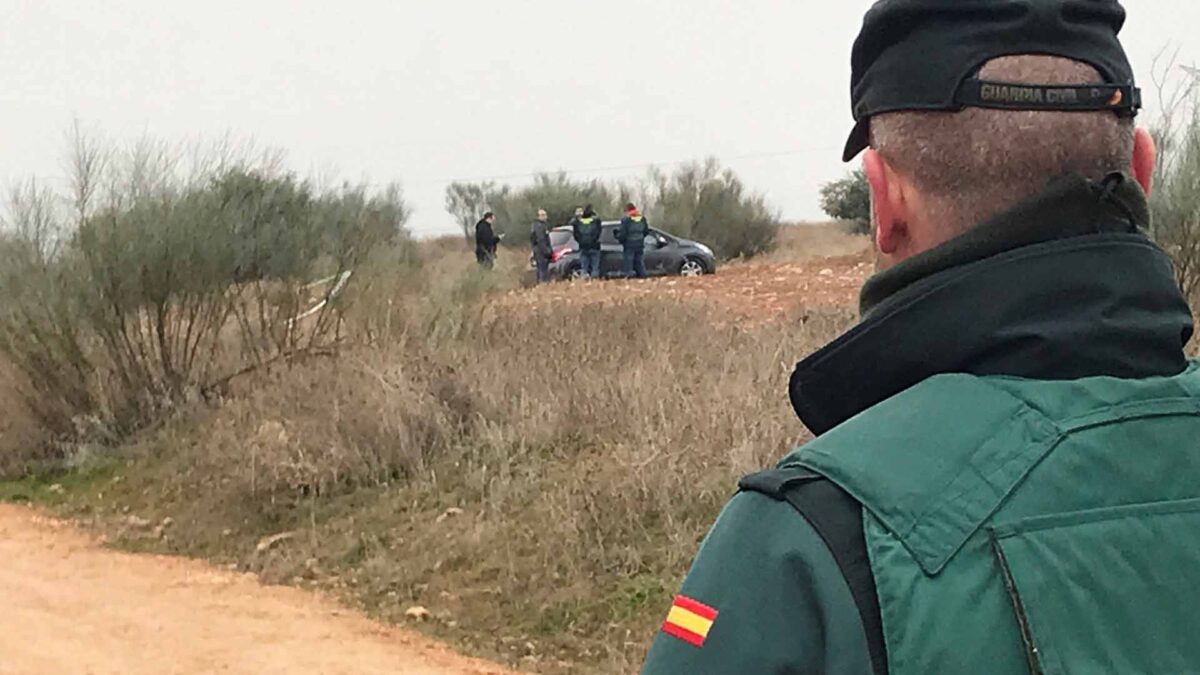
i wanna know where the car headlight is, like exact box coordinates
[696,244,714,257]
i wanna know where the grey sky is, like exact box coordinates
[4,1,1197,238]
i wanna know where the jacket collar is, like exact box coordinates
[790,173,1194,436]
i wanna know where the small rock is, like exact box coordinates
[125,515,152,529]
[404,606,431,621]
[435,507,465,524]
[255,531,297,553]
[819,268,834,276]
[47,484,65,495]
[221,529,233,537]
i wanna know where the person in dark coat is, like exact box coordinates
[530,209,553,284]
[617,202,650,279]
[572,204,603,279]
[475,212,501,269]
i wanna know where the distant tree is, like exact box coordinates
[445,182,507,243]
[492,173,622,240]
[819,169,871,234]
[446,174,621,245]
[647,159,779,259]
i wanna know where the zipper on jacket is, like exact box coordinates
[990,535,1045,675]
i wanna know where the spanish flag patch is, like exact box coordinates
[662,595,719,648]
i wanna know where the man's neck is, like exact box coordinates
[860,172,1149,316]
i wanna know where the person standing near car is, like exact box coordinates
[474,211,501,269]
[572,204,602,279]
[643,1,1200,674]
[530,209,553,284]
[617,202,650,279]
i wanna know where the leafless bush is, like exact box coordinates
[1150,52,1200,300]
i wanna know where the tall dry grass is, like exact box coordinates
[98,295,848,672]
[753,221,872,265]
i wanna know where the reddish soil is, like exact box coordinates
[503,252,873,321]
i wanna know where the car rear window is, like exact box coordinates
[550,230,574,248]
[600,225,619,245]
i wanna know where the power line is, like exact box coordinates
[408,146,842,187]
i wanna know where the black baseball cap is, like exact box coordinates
[843,0,1141,162]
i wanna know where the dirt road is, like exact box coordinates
[0,505,517,675]
[501,253,872,323]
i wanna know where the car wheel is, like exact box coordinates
[567,264,586,281]
[680,258,707,277]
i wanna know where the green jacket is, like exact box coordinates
[618,215,650,250]
[642,174,1198,674]
[572,216,602,251]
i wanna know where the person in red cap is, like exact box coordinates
[616,203,650,279]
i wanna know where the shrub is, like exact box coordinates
[0,131,411,449]
[819,168,871,235]
[491,173,625,236]
[646,159,780,259]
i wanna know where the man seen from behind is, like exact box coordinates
[642,1,1200,673]
[617,202,650,279]
[573,204,603,279]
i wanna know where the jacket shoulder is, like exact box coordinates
[739,465,823,496]
[739,465,887,675]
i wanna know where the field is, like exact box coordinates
[0,223,869,673]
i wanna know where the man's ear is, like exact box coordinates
[864,149,905,256]
[1132,127,1157,196]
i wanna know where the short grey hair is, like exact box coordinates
[870,55,1135,235]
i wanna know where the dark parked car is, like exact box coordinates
[538,222,717,281]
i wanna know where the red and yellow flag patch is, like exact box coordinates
[661,595,719,648]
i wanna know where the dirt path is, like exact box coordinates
[0,505,518,675]
[500,253,872,323]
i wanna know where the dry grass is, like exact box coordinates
[2,225,862,673]
[0,361,43,477]
[753,221,871,265]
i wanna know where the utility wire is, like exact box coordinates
[408,145,842,187]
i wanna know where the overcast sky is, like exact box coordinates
[3,1,1197,237]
